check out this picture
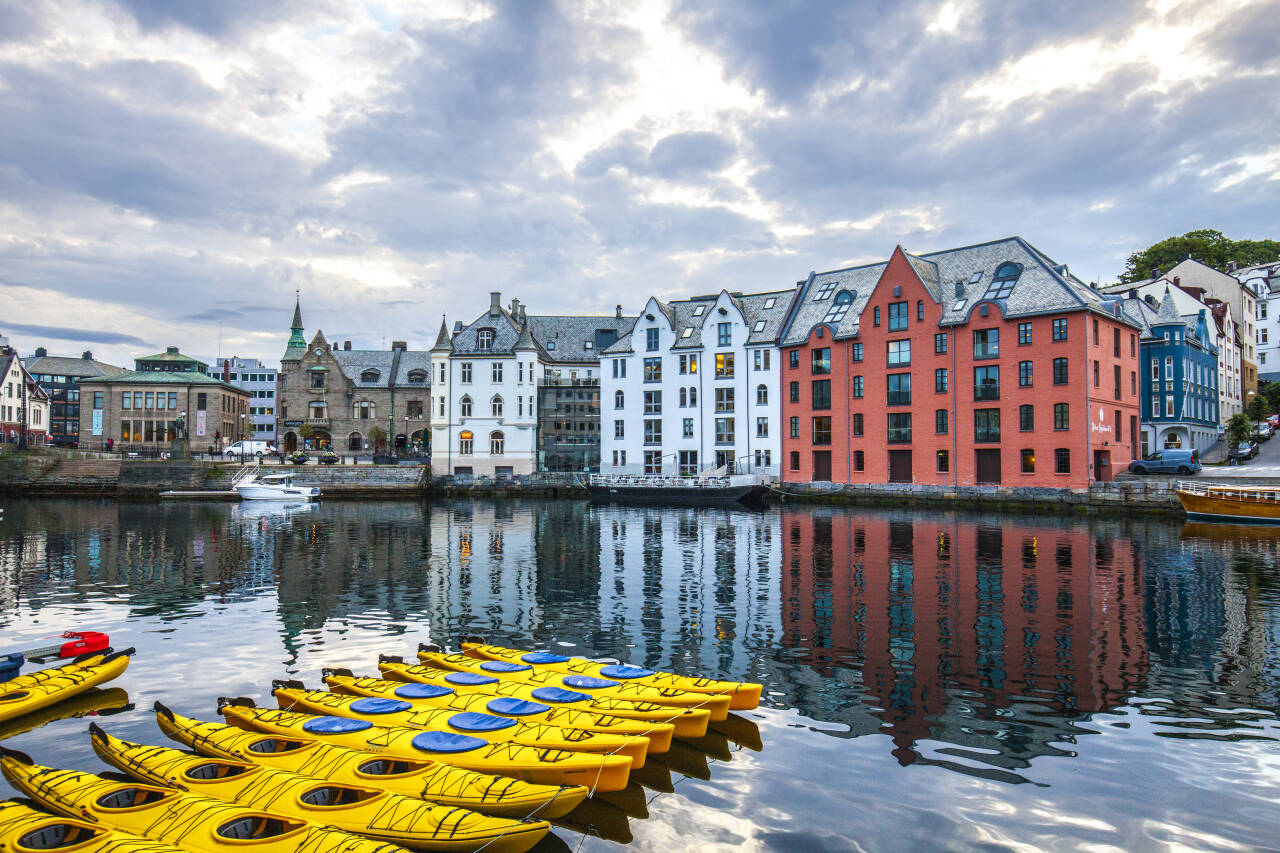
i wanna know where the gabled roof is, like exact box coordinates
[448,302,632,363]
[331,349,432,389]
[23,355,126,378]
[607,288,796,353]
[77,370,244,389]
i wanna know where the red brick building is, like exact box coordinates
[780,239,1142,488]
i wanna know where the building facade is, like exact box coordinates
[1233,261,1280,382]
[211,357,278,442]
[277,301,432,457]
[431,292,632,477]
[23,349,125,446]
[599,288,796,477]
[779,239,1142,489]
[1,335,50,444]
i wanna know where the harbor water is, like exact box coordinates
[2,499,1279,851]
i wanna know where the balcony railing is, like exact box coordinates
[887,428,912,443]
[974,383,1000,401]
[305,417,330,427]
[537,376,600,387]
[886,391,911,406]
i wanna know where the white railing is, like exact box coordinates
[231,464,260,487]
[1177,480,1280,499]
[588,472,765,490]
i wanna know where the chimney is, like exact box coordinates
[343,341,351,350]
[510,297,521,317]
[1173,276,1180,288]
[489,291,501,317]
[391,340,407,351]
[79,350,89,360]
[1151,268,1161,280]
[1127,288,1138,300]
[1228,260,1238,272]
[332,342,338,350]
[616,304,623,318]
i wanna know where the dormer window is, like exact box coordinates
[982,262,1022,300]
[360,369,380,383]
[477,329,495,351]
[823,290,854,324]
[407,369,427,384]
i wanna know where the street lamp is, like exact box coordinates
[404,415,410,460]
[239,413,246,463]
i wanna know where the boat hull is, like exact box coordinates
[1177,489,1280,524]
[234,485,320,500]
[587,483,765,505]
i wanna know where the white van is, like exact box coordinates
[223,440,278,459]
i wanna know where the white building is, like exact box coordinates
[0,334,50,444]
[211,357,278,441]
[599,288,797,476]
[1232,261,1280,381]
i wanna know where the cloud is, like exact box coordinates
[2,322,147,346]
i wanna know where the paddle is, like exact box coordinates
[0,632,110,663]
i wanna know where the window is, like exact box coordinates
[715,418,735,444]
[354,401,375,420]
[686,354,699,374]
[934,333,947,354]
[310,370,326,389]
[644,358,662,382]
[812,416,832,445]
[753,350,771,371]
[439,363,448,384]
[1130,334,1136,357]
[757,384,768,405]
[935,367,949,393]
[683,418,694,438]
[824,291,854,323]
[1113,328,1121,357]
[1018,322,1032,345]
[1114,364,1122,400]
[460,395,472,417]
[1053,403,1069,430]
[460,362,472,383]
[1018,360,1033,387]
[438,396,446,417]
[974,366,999,400]
[644,419,662,444]
[874,306,881,326]
[646,328,660,351]
[852,343,863,362]
[490,431,504,455]
[888,302,909,331]
[679,449,698,475]
[459,431,473,455]
[615,390,624,409]
[1052,318,1068,341]
[491,362,503,383]
[689,386,697,406]
[812,380,832,409]
[1054,448,1070,474]
[936,409,948,434]
[1164,357,1173,389]
[714,387,735,412]
[789,416,799,438]
[679,387,687,407]
[853,376,864,398]
[1021,449,1035,473]
[888,412,912,443]
[1053,358,1069,385]
[644,390,662,414]
[1019,404,1034,431]
[93,391,103,409]
[854,450,865,471]
[718,322,732,347]
[887,340,911,367]
[1093,360,1099,387]
[790,450,800,471]
[1131,371,1137,395]
[790,381,800,403]
[974,408,1000,442]
[853,413,864,436]
[813,280,836,301]
[121,392,131,409]
[715,353,735,378]
[644,451,662,474]
[1165,397,1174,417]
[811,348,831,375]
[973,329,999,359]
[917,300,925,321]
[887,374,911,405]
[613,358,627,379]
[756,417,769,438]
[614,420,624,439]
[789,350,800,369]
[491,395,503,417]
[936,449,949,472]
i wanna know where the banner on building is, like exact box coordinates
[196,411,206,437]
[91,410,103,436]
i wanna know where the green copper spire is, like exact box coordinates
[287,296,305,349]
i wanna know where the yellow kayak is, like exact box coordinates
[155,702,585,820]
[273,681,647,769]
[0,799,184,853]
[0,686,130,741]
[221,698,633,793]
[89,725,549,853]
[325,670,674,753]
[0,751,400,853]
[380,656,710,739]
[417,648,733,722]
[0,648,133,725]
[463,641,763,711]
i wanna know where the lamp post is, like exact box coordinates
[239,413,246,463]
[404,415,410,460]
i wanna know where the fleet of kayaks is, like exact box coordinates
[0,639,765,852]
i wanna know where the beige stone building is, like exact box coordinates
[277,300,431,456]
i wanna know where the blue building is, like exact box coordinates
[1125,289,1219,454]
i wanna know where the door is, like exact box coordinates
[1093,450,1111,481]
[888,450,912,483]
[975,449,1001,484]
[813,451,832,482]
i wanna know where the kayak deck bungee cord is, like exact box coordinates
[88,725,550,853]
[460,640,764,711]
[0,648,133,725]
[324,669,676,753]
[272,681,649,768]
[0,798,185,853]
[219,698,634,793]
[379,656,711,739]
[415,648,733,722]
[0,749,401,853]
[154,702,586,820]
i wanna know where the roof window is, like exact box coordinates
[752,320,766,332]
[692,305,706,316]
[823,290,854,324]
[763,297,777,309]
[681,327,693,338]
[813,281,836,301]
[982,262,1022,300]
[360,369,380,383]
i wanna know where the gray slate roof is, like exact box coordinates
[449,305,632,363]
[332,349,432,389]
[604,288,797,354]
[23,355,126,378]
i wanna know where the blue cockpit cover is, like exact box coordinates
[531,686,592,703]
[411,731,486,753]
[445,672,498,686]
[302,716,373,734]
[348,697,412,714]
[521,652,571,664]
[562,675,619,690]
[486,697,550,716]
[449,711,518,732]
[479,661,532,673]
[598,664,655,679]
[394,683,454,699]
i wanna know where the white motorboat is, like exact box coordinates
[232,467,320,501]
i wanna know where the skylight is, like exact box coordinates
[982,262,1022,300]
[763,297,777,309]
[681,327,693,338]
[823,304,850,324]
[692,305,706,316]
[813,281,837,301]
[753,320,766,332]
[969,271,983,283]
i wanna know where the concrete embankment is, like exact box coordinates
[768,479,1183,514]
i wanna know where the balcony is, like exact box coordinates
[537,375,600,387]
[974,383,1000,401]
[886,391,911,406]
[304,417,330,427]
[887,428,912,443]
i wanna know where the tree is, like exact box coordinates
[1247,393,1268,421]
[298,422,314,442]
[1261,381,1280,414]
[1227,412,1254,449]
[368,425,387,452]
[1119,229,1280,283]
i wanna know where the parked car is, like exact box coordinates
[1256,422,1274,440]
[223,440,278,459]
[1229,441,1259,464]
[1128,449,1201,475]
[318,450,340,465]
[288,451,310,465]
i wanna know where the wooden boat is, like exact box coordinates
[1176,480,1280,524]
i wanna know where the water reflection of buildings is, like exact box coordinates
[780,509,1150,778]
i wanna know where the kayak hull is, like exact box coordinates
[0,648,133,725]
[0,799,184,853]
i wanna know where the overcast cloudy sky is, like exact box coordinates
[1,0,1277,365]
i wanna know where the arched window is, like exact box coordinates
[459,430,473,454]
[347,431,362,451]
[360,369,380,383]
[984,262,1023,300]
[460,395,472,417]
[477,329,495,351]
[689,386,697,407]
[823,290,854,324]
[491,395,503,417]
[407,369,426,384]
[614,389,624,409]
[490,431,505,455]
[756,384,768,405]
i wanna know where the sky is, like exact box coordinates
[1,0,1277,366]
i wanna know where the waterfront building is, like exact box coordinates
[21,348,123,446]
[277,300,431,456]
[599,288,797,476]
[0,334,50,444]
[210,357,278,442]
[779,238,1142,488]
[1233,261,1280,381]
[76,347,249,452]
[431,292,632,477]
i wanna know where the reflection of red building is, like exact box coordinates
[781,509,1148,765]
